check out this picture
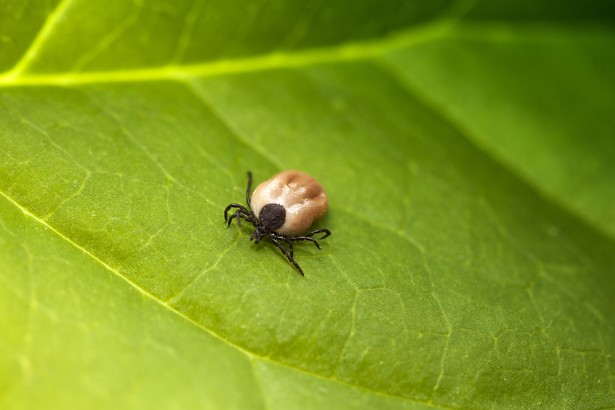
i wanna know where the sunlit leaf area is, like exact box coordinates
[1,1,614,408]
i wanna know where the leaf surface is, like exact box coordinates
[1,1,614,409]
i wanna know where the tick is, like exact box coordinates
[224,170,331,276]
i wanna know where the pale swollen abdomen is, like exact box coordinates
[250,170,328,236]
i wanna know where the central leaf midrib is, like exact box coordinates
[0,19,453,87]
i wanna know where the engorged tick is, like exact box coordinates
[224,170,331,276]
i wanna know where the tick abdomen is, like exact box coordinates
[251,170,328,236]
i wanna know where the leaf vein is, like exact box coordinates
[7,0,77,78]
[0,19,454,87]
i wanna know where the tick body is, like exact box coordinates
[224,170,331,276]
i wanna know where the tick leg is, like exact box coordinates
[288,235,321,249]
[270,233,295,257]
[270,236,304,276]
[304,228,331,239]
[240,209,259,226]
[227,212,241,227]
[246,171,253,207]
[228,208,258,228]
[224,203,247,223]
[283,236,295,258]
[289,228,331,249]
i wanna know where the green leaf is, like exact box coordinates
[1,1,614,409]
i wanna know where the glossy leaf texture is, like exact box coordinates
[1,1,614,409]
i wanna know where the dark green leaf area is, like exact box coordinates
[11,0,455,73]
[386,28,615,238]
